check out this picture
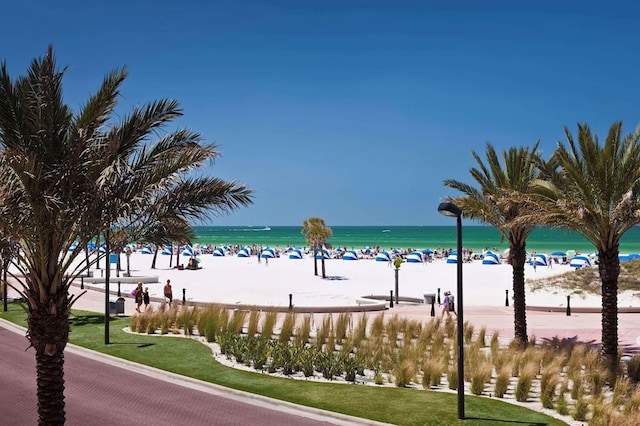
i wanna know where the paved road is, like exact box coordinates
[0,324,379,426]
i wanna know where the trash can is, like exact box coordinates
[424,293,436,305]
[109,297,125,316]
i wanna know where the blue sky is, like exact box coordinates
[3,1,640,226]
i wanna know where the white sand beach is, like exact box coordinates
[78,251,639,309]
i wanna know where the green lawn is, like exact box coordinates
[1,303,566,425]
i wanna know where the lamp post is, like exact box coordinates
[438,201,464,420]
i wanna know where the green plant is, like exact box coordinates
[316,350,343,380]
[217,331,237,357]
[570,369,584,400]
[343,354,359,382]
[490,332,500,358]
[385,315,400,348]
[624,386,640,414]
[298,345,317,377]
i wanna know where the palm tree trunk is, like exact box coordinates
[321,246,326,278]
[151,246,158,269]
[313,245,318,276]
[35,350,66,425]
[599,247,620,375]
[510,241,528,345]
[29,290,70,425]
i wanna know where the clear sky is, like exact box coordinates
[3,1,640,226]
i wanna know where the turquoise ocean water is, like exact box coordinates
[192,226,640,254]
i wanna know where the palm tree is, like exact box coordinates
[444,142,541,345]
[301,217,332,278]
[531,121,640,371]
[0,47,253,424]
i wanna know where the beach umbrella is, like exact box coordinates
[237,247,250,258]
[335,247,344,252]
[375,251,392,262]
[406,251,424,263]
[161,244,172,256]
[482,251,500,265]
[343,250,359,260]
[68,241,79,252]
[530,253,549,266]
[315,249,330,259]
[422,249,433,254]
[289,249,303,259]
[182,245,195,256]
[212,247,225,257]
[570,255,591,268]
[261,247,276,258]
[140,245,153,254]
[446,251,458,264]
[551,251,566,257]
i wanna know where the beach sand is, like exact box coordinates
[79,251,639,309]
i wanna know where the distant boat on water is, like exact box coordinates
[258,226,271,231]
[382,229,391,233]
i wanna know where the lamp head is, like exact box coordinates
[438,201,462,218]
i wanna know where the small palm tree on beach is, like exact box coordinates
[530,121,640,373]
[302,217,332,278]
[444,142,542,345]
[0,47,253,424]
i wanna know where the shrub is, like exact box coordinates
[463,321,474,344]
[261,310,278,339]
[470,362,492,395]
[343,354,359,382]
[626,353,640,384]
[334,312,351,343]
[298,345,317,377]
[353,314,368,345]
[295,314,312,344]
[556,391,569,416]
[476,325,486,347]
[539,361,561,409]
[447,364,458,390]
[612,377,631,406]
[279,312,296,343]
[369,314,384,339]
[489,332,500,358]
[494,365,511,398]
[385,315,400,348]
[624,386,640,414]
[227,309,247,335]
[572,396,589,421]
[246,310,260,337]
[515,362,537,402]
[570,370,584,400]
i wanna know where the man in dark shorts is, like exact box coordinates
[164,279,173,306]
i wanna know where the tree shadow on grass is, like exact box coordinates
[69,314,104,326]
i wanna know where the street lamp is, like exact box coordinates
[438,201,464,420]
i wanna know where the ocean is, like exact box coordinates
[192,225,640,254]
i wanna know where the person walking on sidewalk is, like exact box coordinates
[164,279,173,307]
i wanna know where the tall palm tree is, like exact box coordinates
[444,142,541,345]
[301,217,332,278]
[531,121,640,371]
[0,47,253,424]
